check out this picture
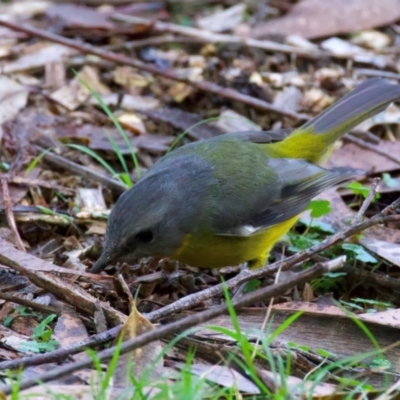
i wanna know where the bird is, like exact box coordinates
[91,78,400,273]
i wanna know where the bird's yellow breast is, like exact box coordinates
[170,215,299,269]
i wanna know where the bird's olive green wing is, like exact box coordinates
[220,129,292,143]
[213,158,360,236]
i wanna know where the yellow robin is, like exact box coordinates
[91,78,400,273]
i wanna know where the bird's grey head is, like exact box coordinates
[90,155,212,273]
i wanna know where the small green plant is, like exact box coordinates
[18,314,59,353]
[345,181,380,201]
[341,243,377,263]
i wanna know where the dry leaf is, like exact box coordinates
[50,66,110,111]
[3,43,76,74]
[117,112,146,135]
[112,301,163,390]
[196,4,245,33]
[179,363,260,394]
[0,75,29,142]
[216,109,261,133]
[251,0,400,40]
[47,3,115,30]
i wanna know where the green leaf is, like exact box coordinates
[242,279,261,293]
[382,172,398,188]
[344,182,370,198]
[287,232,321,252]
[316,348,335,358]
[287,342,310,352]
[18,339,59,353]
[370,356,391,369]
[339,300,364,310]
[32,314,57,341]
[298,217,335,233]
[3,315,13,327]
[305,200,332,218]
[341,243,378,263]
[351,298,392,308]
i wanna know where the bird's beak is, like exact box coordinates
[90,252,113,273]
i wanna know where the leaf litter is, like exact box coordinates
[0,0,399,398]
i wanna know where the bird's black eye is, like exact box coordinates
[135,229,154,243]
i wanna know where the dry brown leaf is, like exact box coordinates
[358,309,400,329]
[17,385,98,400]
[112,301,163,390]
[168,82,194,103]
[117,112,146,135]
[90,93,159,111]
[50,65,110,111]
[178,363,260,394]
[196,3,245,33]
[0,75,29,142]
[216,109,261,133]
[53,311,89,351]
[144,107,224,140]
[75,187,107,219]
[47,3,115,30]
[112,66,153,89]
[3,43,76,74]
[259,370,338,397]
[359,237,400,268]
[326,142,400,173]
[251,0,400,40]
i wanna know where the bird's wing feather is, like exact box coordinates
[213,158,359,236]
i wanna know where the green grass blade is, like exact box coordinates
[73,69,141,178]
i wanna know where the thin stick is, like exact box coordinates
[351,178,381,225]
[0,291,61,316]
[0,19,306,121]
[112,14,325,58]
[1,176,25,252]
[117,274,134,312]
[36,146,127,194]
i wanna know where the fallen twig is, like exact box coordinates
[1,176,26,252]
[351,177,381,225]
[0,291,61,316]
[37,146,127,194]
[0,19,306,121]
